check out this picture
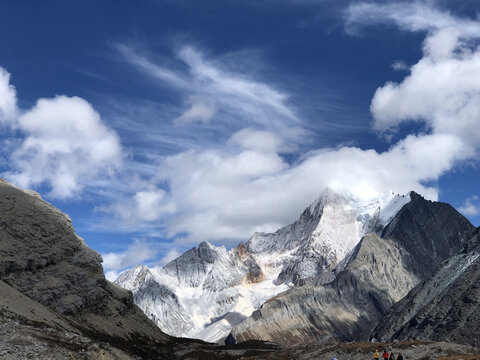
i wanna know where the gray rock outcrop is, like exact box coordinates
[231,234,418,344]
[380,192,475,277]
[0,179,280,359]
[0,179,178,357]
[230,192,476,345]
[371,228,480,347]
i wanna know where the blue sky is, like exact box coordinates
[1,0,479,279]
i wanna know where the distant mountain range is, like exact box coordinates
[115,188,476,345]
[1,178,479,358]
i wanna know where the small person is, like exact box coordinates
[374,349,380,360]
[397,354,404,360]
[332,356,338,360]
[383,349,389,360]
[389,352,396,360]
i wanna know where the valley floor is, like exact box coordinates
[242,340,480,360]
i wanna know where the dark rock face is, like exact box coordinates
[0,180,281,359]
[231,193,476,345]
[0,180,176,357]
[372,229,480,347]
[236,243,264,283]
[381,192,475,277]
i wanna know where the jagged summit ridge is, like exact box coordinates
[246,188,411,285]
[230,190,475,345]
[116,187,412,343]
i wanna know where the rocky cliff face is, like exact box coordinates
[231,234,419,344]
[381,192,475,277]
[0,179,280,359]
[0,179,179,357]
[371,228,480,347]
[229,193,475,345]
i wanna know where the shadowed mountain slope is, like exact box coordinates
[0,179,281,359]
[371,228,480,347]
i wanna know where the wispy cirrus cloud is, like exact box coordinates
[116,44,297,130]
[345,1,480,36]
[99,1,480,246]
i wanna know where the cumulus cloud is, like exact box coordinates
[0,67,123,198]
[228,127,287,153]
[4,95,123,198]
[459,195,480,216]
[102,187,175,225]
[0,67,17,124]
[102,238,158,272]
[149,130,456,244]
[106,129,457,245]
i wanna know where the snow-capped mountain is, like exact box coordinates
[246,188,411,286]
[230,191,476,345]
[115,188,411,342]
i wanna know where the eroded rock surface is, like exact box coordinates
[372,229,480,347]
[0,180,281,359]
[230,193,475,345]
[231,234,418,344]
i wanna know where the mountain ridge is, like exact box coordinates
[229,190,475,345]
[0,179,284,359]
[115,188,415,342]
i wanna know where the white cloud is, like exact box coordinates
[155,248,182,268]
[0,67,17,125]
[99,187,175,225]
[153,130,454,245]
[345,2,480,36]
[228,127,287,153]
[102,238,158,272]
[101,2,480,245]
[175,99,217,125]
[370,27,480,168]
[117,44,297,130]
[392,60,409,71]
[459,195,480,216]
[3,95,123,198]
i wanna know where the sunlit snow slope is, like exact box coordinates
[115,188,410,343]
